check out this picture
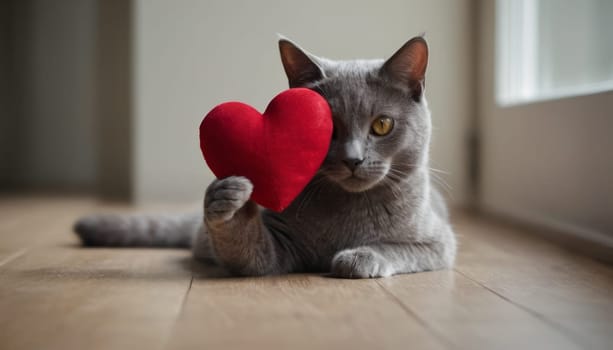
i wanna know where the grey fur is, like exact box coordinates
[75,212,200,248]
[75,36,456,278]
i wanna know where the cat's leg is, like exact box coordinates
[191,224,217,264]
[331,234,456,279]
[202,176,295,276]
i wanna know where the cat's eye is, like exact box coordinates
[371,116,394,136]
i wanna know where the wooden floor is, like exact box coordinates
[0,196,612,350]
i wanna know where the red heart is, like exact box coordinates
[199,88,332,212]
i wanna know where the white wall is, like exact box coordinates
[478,1,613,242]
[133,0,476,204]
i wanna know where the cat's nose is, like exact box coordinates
[343,158,364,172]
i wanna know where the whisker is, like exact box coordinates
[429,173,454,199]
[428,167,450,175]
[401,162,450,175]
[382,179,404,200]
[382,171,406,200]
[430,172,452,190]
[386,163,454,201]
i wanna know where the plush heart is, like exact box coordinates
[199,88,332,212]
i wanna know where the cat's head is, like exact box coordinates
[279,36,431,193]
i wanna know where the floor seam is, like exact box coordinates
[453,267,588,350]
[375,279,456,350]
[162,273,194,350]
[0,249,28,268]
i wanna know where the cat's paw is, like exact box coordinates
[204,176,253,226]
[331,247,393,279]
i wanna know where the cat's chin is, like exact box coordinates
[335,176,382,193]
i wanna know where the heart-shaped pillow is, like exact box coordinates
[199,88,332,212]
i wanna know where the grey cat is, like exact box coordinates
[75,36,456,278]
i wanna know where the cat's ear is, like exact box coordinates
[278,38,324,88]
[380,36,428,100]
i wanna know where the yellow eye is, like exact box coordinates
[371,116,394,136]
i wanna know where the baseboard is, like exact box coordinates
[478,206,613,264]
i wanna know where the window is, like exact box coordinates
[496,0,613,106]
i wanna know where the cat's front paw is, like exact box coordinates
[204,176,253,226]
[331,247,393,279]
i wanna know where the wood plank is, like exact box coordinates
[167,273,447,350]
[0,196,95,262]
[2,198,612,350]
[453,213,613,350]
[378,270,582,350]
[0,246,192,350]
[0,196,195,264]
[0,197,194,350]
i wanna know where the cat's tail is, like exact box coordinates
[73,211,202,248]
